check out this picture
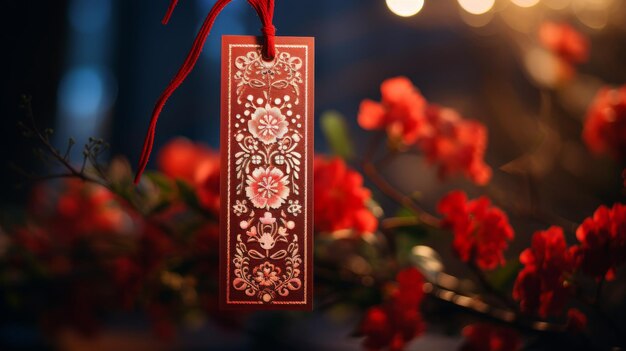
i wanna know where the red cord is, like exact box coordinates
[134,0,276,185]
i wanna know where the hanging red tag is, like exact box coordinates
[219,35,314,309]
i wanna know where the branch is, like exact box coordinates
[362,133,440,228]
[17,96,110,189]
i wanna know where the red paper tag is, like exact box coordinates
[220,35,314,309]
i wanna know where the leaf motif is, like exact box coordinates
[250,79,266,88]
[270,250,287,260]
[286,278,302,290]
[233,278,249,290]
[271,80,289,89]
[248,250,265,259]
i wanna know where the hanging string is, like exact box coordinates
[134,0,276,185]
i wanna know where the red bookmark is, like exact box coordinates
[134,1,313,310]
[220,36,314,309]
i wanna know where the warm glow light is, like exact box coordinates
[386,0,425,17]
[545,0,571,10]
[458,0,495,15]
[511,0,541,7]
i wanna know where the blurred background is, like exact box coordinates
[2,0,626,350]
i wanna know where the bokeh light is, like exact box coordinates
[573,0,612,29]
[457,0,495,15]
[511,0,541,8]
[58,66,116,119]
[459,6,494,27]
[386,0,425,17]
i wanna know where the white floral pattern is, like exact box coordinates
[249,106,289,145]
[229,46,306,304]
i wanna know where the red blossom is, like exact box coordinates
[358,77,491,185]
[314,156,377,234]
[157,137,221,213]
[539,22,589,65]
[460,323,521,351]
[358,76,427,145]
[48,180,128,241]
[359,268,425,351]
[566,308,588,333]
[575,203,626,280]
[582,86,626,161]
[421,105,491,185]
[513,226,576,317]
[437,191,514,270]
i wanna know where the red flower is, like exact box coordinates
[359,268,426,351]
[539,22,589,65]
[314,156,377,234]
[358,78,491,185]
[582,86,626,160]
[358,76,427,145]
[460,323,521,351]
[566,308,588,333]
[437,191,514,270]
[513,226,576,317]
[420,105,491,185]
[575,203,626,280]
[157,137,221,213]
[19,180,131,266]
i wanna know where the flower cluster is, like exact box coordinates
[313,156,378,234]
[576,203,626,280]
[459,324,521,351]
[513,226,576,317]
[539,22,588,67]
[359,268,426,351]
[358,77,491,185]
[437,191,514,270]
[421,105,491,185]
[157,137,221,213]
[582,85,626,161]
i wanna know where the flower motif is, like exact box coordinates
[248,106,289,145]
[274,154,285,165]
[513,226,576,317]
[437,191,514,270]
[259,212,276,225]
[287,199,302,215]
[258,232,276,250]
[245,167,290,209]
[253,262,281,287]
[314,157,378,234]
[575,203,626,280]
[246,227,258,238]
[232,200,248,216]
[251,155,262,164]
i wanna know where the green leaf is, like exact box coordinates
[320,110,354,160]
[176,179,202,210]
[394,226,429,266]
[487,260,522,290]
